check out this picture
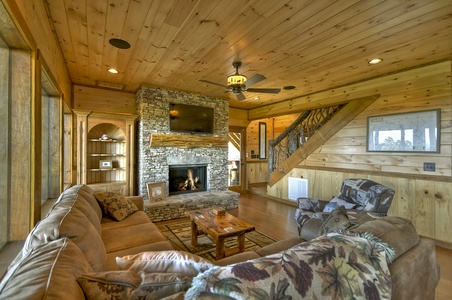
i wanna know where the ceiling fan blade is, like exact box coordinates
[235,92,246,101]
[199,79,228,89]
[244,74,266,88]
[246,88,281,94]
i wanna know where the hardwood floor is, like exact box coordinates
[233,191,452,300]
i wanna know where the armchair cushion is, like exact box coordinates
[338,178,395,213]
[323,196,356,212]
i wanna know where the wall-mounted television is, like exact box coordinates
[169,103,214,134]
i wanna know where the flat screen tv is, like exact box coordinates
[169,103,214,134]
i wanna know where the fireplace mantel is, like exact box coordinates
[149,133,228,148]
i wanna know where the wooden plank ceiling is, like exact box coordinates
[45,0,452,110]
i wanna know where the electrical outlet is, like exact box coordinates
[423,162,436,172]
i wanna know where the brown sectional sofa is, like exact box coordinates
[0,184,441,299]
[0,184,174,299]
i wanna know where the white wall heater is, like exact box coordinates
[288,177,308,201]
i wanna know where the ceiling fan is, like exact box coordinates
[199,61,281,100]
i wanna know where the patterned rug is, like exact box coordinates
[156,218,277,261]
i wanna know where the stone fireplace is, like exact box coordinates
[135,86,231,198]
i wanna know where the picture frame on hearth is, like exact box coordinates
[147,182,166,202]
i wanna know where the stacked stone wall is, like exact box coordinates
[136,86,230,199]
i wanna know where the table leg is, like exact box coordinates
[237,233,245,252]
[216,237,225,259]
[190,220,198,246]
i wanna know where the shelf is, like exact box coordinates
[87,154,126,157]
[88,139,125,143]
[88,168,126,171]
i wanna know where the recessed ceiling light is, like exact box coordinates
[108,68,119,74]
[109,38,131,49]
[253,96,260,100]
[283,85,296,90]
[368,58,383,65]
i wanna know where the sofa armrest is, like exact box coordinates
[126,196,144,211]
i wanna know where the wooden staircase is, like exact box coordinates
[268,94,380,187]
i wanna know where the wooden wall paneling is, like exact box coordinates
[0,47,9,247]
[228,108,249,128]
[414,180,436,239]
[434,181,452,245]
[10,50,32,239]
[246,162,268,184]
[393,178,416,220]
[73,86,136,115]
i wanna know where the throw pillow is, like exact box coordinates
[116,251,214,277]
[318,206,351,235]
[323,196,356,212]
[93,192,138,221]
[77,271,192,300]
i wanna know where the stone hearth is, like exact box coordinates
[144,191,239,222]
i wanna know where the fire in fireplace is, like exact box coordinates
[168,165,207,195]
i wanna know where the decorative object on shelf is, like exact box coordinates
[367,109,440,153]
[99,160,113,169]
[147,182,166,202]
[99,133,110,141]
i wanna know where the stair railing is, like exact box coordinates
[268,105,344,177]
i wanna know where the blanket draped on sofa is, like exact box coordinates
[186,231,394,300]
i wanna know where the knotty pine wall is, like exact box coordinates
[266,61,452,246]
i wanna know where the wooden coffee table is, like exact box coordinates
[185,208,255,260]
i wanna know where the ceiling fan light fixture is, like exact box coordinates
[227,74,247,87]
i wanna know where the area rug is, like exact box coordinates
[156,218,277,261]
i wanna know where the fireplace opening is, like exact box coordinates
[168,165,207,195]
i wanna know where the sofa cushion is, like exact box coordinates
[102,222,167,253]
[101,210,151,231]
[318,206,351,235]
[116,251,214,277]
[77,271,192,300]
[51,193,102,234]
[94,191,138,221]
[349,216,420,260]
[0,238,93,300]
[72,184,103,221]
[21,207,106,272]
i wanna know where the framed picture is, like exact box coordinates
[259,122,266,159]
[147,182,166,202]
[367,109,440,153]
[99,160,113,169]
